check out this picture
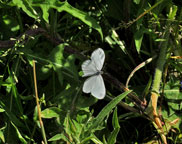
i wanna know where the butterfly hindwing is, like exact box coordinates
[91,75,105,99]
[83,75,105,99]
[82,75,97,93]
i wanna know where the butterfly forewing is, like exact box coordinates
[91,48,105,71]
[82,60,98,77]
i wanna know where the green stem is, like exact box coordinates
[151,30,170,94]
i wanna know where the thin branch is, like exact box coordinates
[125,55,157,88]
[33,60,48,144]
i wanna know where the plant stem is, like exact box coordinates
[152,33,170,93]
[33,60,48,144]
[150,19,171,144]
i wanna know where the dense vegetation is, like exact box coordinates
[0,0,182,143]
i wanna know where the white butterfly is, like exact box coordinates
[82,48,106,99]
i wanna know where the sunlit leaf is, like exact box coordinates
[90,91,131,130]
[41,107,62,119]
[12,0,38,19]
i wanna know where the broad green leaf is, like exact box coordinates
[49,44,65,67]
[164,80,181,113]
[33,1,103,39]
[48,133,67,141]
[162,109,181,130]
[12,0,38,19]
[41,107,62,119]
[161,78,182,130]
[90,91,132,130]
[40,4,49,23]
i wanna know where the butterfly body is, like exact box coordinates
[82,48,106,99]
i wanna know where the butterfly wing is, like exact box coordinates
[82,59,97,77]
[83,74,106,99]
[91,74,106,99]
[83,75,97,93]
[82,48,106,99]
[91,48,105,71]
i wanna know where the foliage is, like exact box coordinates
[0,0,182,143]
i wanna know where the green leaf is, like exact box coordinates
[0,108,5,113]
[49,44,65,67]
[11,122,27,144]
[112,107,120,129]
[108,107,120,144]
[12,0,38,19]
[63,115,79,142]
[106,29,126,53]
[41,107,62,119]
[0,130,5,143]
[49,43,65,85]
[48,133,68,141]
[111,29,126,53]
[7,67,23,115]
[134,28,144,53]
[63,54,79,82]
[33,1,103,39]
[81,134,103,144]
[61,2,103,40]
[90,91,132,130]
[133,0,140,4]
[164,80,181,113]
[40,4,49,23]
[168,5,177,20]
[0,15,20,39]
[0,101,25,128]
[108,128,120,144]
